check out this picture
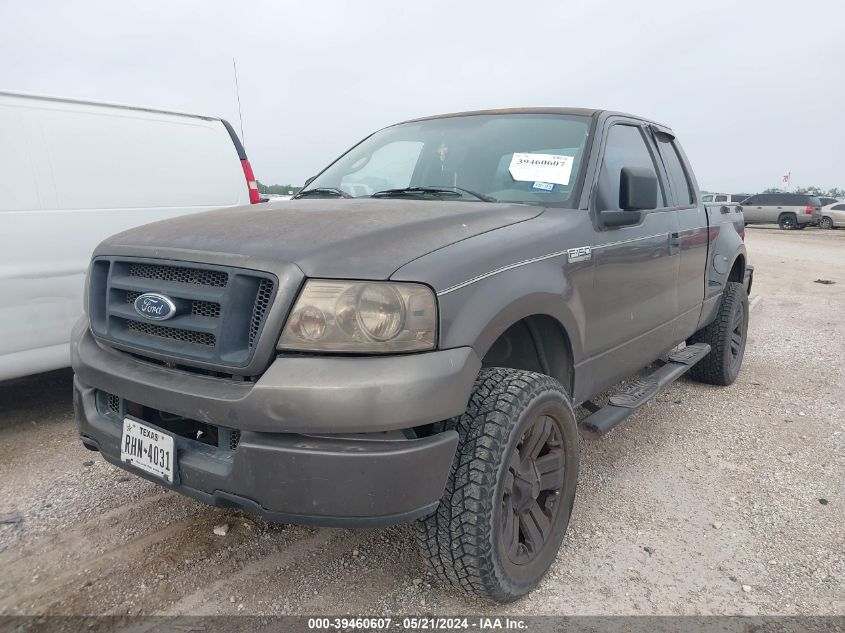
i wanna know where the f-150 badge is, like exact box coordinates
[567,246,592,263]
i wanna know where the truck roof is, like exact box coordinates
[0,90,219,122]
[403,107,669,130]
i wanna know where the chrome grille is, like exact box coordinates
[127,320,216,347]
[192,300,221,319]
[89,257,277,370]
[128,263,228,287]
[249,279,274,348]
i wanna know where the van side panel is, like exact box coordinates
[0,94,251,381]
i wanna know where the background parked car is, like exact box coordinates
[819,202,845,229]
[702,193,750,203]
[0,91,260,381]
[740,193,822,229]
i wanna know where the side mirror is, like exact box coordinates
[599,167,657,228]
[303,175,317,188]
[620,167,658,211]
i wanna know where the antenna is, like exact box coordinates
[232,57,246,147]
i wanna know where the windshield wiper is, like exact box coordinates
[371,186,497,203]
[294,187,353,199]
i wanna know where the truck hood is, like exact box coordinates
[97,198,543,279]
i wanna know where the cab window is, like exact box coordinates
[654,133,694,206]
[595,124,665,211]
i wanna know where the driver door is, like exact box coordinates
[583,121,680,394]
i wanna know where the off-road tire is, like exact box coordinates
[820,216,833,230]
[778,213,797,230]
[687,281,748,386]
[416,368,579,603]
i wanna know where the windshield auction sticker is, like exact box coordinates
[509,153,574,185]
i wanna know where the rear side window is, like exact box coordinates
[655,134,693,206]
[770,194,795,205]
[832,204,845,211]
[595,124,665,211]
[715,195,727,202]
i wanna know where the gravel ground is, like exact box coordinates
[0,226,842,617]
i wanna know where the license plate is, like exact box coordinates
[121,418,175,483]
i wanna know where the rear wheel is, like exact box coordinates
[820,216,834,230]
[416,368,579,603]
[778,213,797,230]
[687,281,748,386]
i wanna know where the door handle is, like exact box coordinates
[669,232,681,254]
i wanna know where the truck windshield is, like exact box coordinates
[301,114,591,206]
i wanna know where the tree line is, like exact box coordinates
[257,181,301,195]
[761,185,844,197]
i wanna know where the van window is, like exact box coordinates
[0,106,41,211]
[654,134,693,206]
[715,195,727,202]
[595,124,665,211]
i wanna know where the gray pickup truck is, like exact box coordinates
[72,108,752,602]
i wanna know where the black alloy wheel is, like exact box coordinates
[500,414,565,565]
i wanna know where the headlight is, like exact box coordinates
[278,280,437,353]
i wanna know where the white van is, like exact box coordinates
[701,193,750,204]
[0,91,261,381]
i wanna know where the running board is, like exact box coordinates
[581,343,711,436]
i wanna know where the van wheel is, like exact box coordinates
[416,368,579,603]
[687,281,748,386]
[820,216,833,230]
[778,213,797,230]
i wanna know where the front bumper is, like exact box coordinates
[71,323,480,525]
[72,321,480,434]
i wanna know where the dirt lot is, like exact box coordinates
[1,226,843,617]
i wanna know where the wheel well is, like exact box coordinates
[481,315,573,396]
[728,255,745,284]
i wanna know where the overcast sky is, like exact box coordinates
[1,0,842,193]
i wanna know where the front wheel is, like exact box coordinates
[687,281,748,385]
[820,216,833,230]
[416,368,579,603]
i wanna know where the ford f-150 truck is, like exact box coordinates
[72,108,753,602]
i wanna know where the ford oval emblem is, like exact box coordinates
[133,293,177,321]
